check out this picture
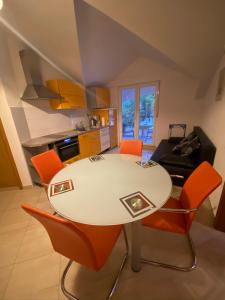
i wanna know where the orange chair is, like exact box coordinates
[31,149,64,187]
[21,204,128,299]
[142,161,222,271]
[120,140,143,156]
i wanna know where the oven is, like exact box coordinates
[49,136,80,162]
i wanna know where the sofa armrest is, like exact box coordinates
[170,174,184,179]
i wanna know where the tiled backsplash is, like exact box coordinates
[12,100,89,141]
[24,106,89,139]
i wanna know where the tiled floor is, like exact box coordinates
[1,150,225,300]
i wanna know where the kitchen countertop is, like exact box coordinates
[22,126,110,148]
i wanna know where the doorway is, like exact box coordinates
[120,82,159,148]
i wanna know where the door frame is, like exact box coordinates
[118,81,160,149]
[0,118,22,189]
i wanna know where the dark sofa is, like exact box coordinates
[151,127,216,186]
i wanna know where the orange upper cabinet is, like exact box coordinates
[46,80,86,109]
[86,87,110,109]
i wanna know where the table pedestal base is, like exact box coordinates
[131,220,142,272]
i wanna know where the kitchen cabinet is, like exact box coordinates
[91,109,118,148]
[63,155,81,165]
[86,87,110,108]
[46,79,86,109]
[78,130,101,159]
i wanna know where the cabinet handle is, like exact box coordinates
[59,142,79,150]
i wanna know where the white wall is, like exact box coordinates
[0,0,84,82]
[108,57,202,145]
[0,25,32,186]
[0,25,88,186]
[0,80,32,186]
[201,55,225,214]
[2,26,89,140]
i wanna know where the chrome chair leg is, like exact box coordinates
[61,228,129,300]
[141,233,197,272]
[61,260,78,300]
[107,228,129,299]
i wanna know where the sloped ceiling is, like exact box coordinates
[74,0,184,86]
[1,0,225,97]
[83,0,225,96]
[0,0,84,83]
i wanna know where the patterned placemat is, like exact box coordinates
[50,179,74,196]
[136,160,158,168]
[89,155,105,162]
[120,191,156,218]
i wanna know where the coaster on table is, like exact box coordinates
[89,155,104,162]
[136,160,158,168]
[120,191,156,218]
[50,179,74,196]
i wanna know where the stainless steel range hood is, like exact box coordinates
[19,49,62,100]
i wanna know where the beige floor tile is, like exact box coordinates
[0,228,26,267]
[32,285,59,300]
[38,189,49,203]
[4,253,60,300]
[15,225,54,263]
[0,208,30,234]
[0,265,13,299]
[1,181,225,300]
[0,191,17,212]
[6,197,39,211]
[8,187,42,210]
[36,200,55,214]
[13,187,42,201]
[58,235,129,300]
[58,261,117,300]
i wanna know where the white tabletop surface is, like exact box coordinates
[48,154,172,225]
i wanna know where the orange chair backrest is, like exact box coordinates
[31,149,64,184]
[120,140,143,156]
[21,204,100,270]
[179,161,222,231]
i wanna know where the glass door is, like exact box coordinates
[121,87,136,140]
[120,83,158,147]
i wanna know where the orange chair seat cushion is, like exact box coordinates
[21,204,122,272]
[72,222,122,270]
[142,197,187,235]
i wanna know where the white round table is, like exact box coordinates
[48,154,172,271]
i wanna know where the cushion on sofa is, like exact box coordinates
[172,131,197,153]
[193,127,216,164]
[159,154,197,169]
[180,136,201,157]
[151,127,216,186]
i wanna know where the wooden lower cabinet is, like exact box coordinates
[89,130,101,155]
[63,155,81,165]
[78,130,101,159]
[91,109,118,149]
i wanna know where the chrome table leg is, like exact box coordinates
[131,220,142,272]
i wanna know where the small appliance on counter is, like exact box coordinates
[90,115,100,128]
